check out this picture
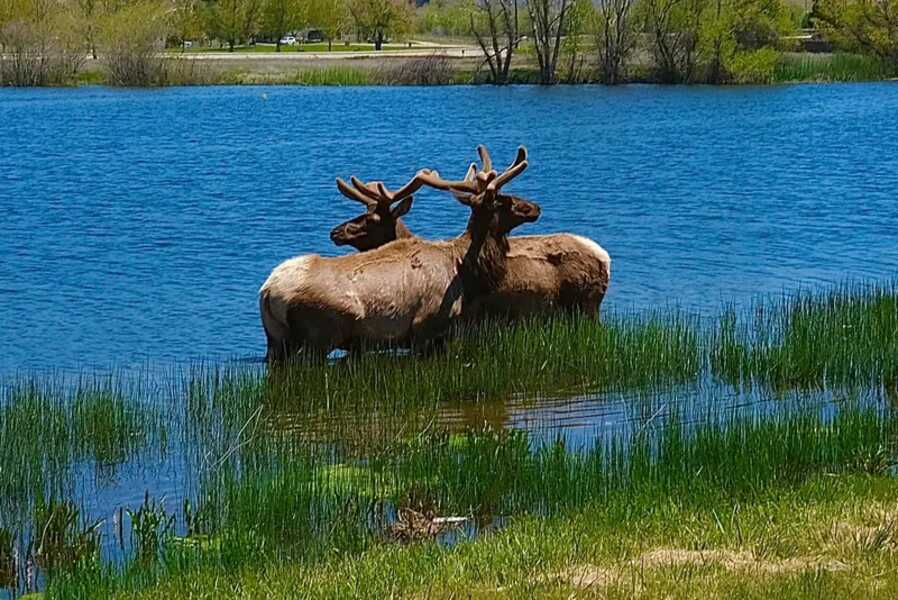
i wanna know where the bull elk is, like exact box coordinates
[331,145,611,319]
[259,147,540,362]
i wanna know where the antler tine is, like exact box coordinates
[386,169,433,202]
[489,159,528,191]
[336,177,377,208]
[477,145,493,173]
[510,145,527,169]
[349,176,384,201]
[416,170,479,194]
[463,162,477,183]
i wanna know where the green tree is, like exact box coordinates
[638,0,706,82]
[170,0,203,48]
[417,0,474,35]
[698,0,791,82]
[262,0,306,50]
[308,0,346,50]
[469,0,521,84]
[594,0,637,84]
[346,0,411,50]
[527,0,575,84]
[205,0,262,50]
[814,0,898,66]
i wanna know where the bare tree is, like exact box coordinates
[527,0,573,84]
[469,0,521,84]
[594,0,635,84]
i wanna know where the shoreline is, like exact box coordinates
[3,50,894,88]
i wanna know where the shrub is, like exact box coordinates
[727,47,780,83]
[377,54,456,85]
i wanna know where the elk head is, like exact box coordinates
[418,145,541,243]
[330,171,431,251]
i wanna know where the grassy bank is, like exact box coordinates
[12,50,896,88]
[101,475,898,598]
[40,401,898,598]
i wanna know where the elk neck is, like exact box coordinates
[394,219,415,240]
[453,209,510,300]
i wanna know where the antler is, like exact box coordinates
[336,170,433,209]
[477,145,492,173]
[336,177,377,208]
[418,145,528,202]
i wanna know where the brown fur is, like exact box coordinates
[330,147,610,320]
[332,215,611,319]
[260,198,539,362]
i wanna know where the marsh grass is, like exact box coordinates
[8,282,898,597]
[774,53,894,83]
[0,381,164,523]
[32,500,102,573]
[712,282,898,388]
[41,400,898,598]
[258,311,698,409]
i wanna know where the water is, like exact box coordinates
[2,84,898,373]
[2,84,898,590]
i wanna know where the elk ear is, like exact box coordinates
[391,196,413,219]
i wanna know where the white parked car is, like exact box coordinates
[279,36,297,46]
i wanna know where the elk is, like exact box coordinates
[330,146,611,319]
[259,148,540,363]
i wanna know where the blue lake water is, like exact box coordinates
[1,83,898,373]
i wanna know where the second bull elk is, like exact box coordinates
[331,145,611,319]
[259,148,540,362]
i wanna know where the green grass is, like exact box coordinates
[89,475,898,599]
[215,65,375,86]
[179,43,392,54]
[0,380,164,523]
[774,52,895,83]
[39,400,898,598]
[6,282,898,597]
[712,281,898,388]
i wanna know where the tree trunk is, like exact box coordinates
[374,31,383,51]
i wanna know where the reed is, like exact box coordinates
[0,380,164,524]
[712,281,898,388]
[286,66,374,86]
[774,53,894,83]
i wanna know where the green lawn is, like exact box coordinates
[176,42,416,54]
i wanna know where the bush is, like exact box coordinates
[0,20,84,86]
[99,1,170,86]
[377,54,456,85]
[727,47,780,83]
